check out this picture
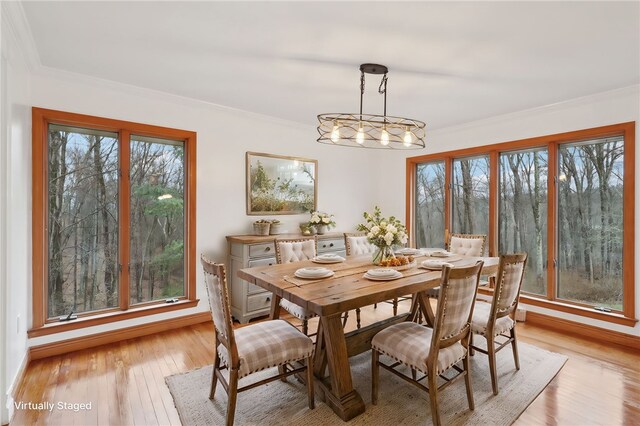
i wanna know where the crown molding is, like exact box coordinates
[428,84,640,137]
[0,1,40,70]
[32,65,317,132]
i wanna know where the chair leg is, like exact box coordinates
[374,303,377,309]
[510,327,520,370]
[306,356,315,409]
[302,319,309,336]
[356,308,361,329]
[342,311,349,328]
[411,368,417,380]
[209,351,221,399]
[487,335,499,395]
[226,368,239,426]
[469,332,475,356]
[392,298,398,316]
[371,350,379,405]
[463,355,475,410]
[427,372,441,426]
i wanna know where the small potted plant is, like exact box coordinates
[308,211,336,235]
[253,219,271,236]
[269,219,283,235]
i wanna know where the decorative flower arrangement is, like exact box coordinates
[308,211,336,230]
[357,206,408,264]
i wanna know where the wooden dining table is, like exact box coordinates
[238,253,499,422]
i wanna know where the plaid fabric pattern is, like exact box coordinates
[496,261,525,313]
[280,298,315,320]
[203,271,230,340]
[346,236,376,255]
[372,322,467,375]
[277,240,316,263]
[438,274,477,339]
[471,301,515,336]
[449,235,486,256]
[218,319,314,378]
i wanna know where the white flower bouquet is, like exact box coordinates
[308,211,336,229]
[357,206,408,264]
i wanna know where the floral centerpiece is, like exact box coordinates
[357,206,408,265]
[308,211,336,235]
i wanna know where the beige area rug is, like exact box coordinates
[166,341,567,425]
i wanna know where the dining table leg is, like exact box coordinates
[316,314,365,421]
[269,294,282,320]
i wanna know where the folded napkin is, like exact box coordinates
[421,259,454,269]
[366,268,397,277]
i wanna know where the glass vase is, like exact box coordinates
[372,245,395,265]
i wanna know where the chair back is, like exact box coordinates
[200,256,236,354]
[491,253,528,318]
[431,262,483,349]
[448,233,487,256]
[275,237,317,264]
[344,233,376,256]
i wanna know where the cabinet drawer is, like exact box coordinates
[318,238,345,253]
[247,257,276,294]
[247,292,272,313]
[249,242,275,258]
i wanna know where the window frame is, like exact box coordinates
[31,107,197,337]
[406,122,636,326]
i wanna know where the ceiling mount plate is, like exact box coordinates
[360,63,388,74]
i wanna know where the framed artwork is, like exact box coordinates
[246,152,317,215]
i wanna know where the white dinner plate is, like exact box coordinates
[421,259,454,270]
[312,256,345,264]
[363,271,403,281]
[396,248,421,255]
[294,269,335,279]
[429,250,453,258]
[366,268,398,277]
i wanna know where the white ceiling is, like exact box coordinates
[22,1,640,129]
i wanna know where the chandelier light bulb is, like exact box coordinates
[380,128,390,146]
[330,122,340,143]
[403,128,413,147]
[356,126,365,145]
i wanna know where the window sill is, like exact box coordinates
[28,299,200,338]
[478,288,637,327]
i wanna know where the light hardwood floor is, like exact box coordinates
[11,301,640,425]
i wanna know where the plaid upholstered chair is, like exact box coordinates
[275,237,318,335]
[424,233,488,326]
[201,256,315,426]
[470,253,528,395]
[371,261,483,426]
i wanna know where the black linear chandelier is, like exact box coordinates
[317,63,426,149]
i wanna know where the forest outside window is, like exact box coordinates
[32,108,197,334]
[407,122,635,325]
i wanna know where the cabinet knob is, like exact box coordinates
[266,297,271,302]
[265,247,271,251]
[268,263,273,266]
[322,244,327,248]
[329,243,334,247]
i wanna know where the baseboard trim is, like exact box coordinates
[29,311,212,360]
[6,351,30,424]
[525,311,640,350]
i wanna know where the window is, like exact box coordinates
[452,155,490,236]
[557,137,624,310]
[32,108,197,335]
[499,148,548,296]
[407,122,635,326]
[415,161,446,248]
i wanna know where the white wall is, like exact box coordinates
[376,84,640,336]
[1,3,32,421]
[24,67,379,346]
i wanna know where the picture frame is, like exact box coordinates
[246,152,318,215]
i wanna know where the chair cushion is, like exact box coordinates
[449,236,485,256]
[218,319,314,378]
[277,240,316,263]
[471,301,515,337]
[346,236,376,256]
[280,298,315,320]
[372,322,467,375]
